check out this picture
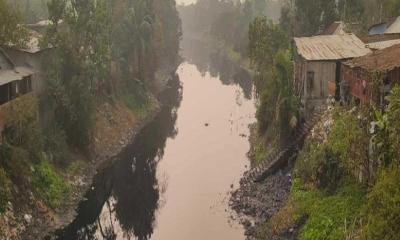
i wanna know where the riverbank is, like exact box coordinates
[0,62,179,240]
[230,123,293,239]
[231,105,370,240]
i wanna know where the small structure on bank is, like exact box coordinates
[0,48,35,136]
[0,28,51,139]
[293,34,371,115]
[341,43,400,105]
[2,29,52,95]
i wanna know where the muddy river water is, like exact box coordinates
[55,38,256,240]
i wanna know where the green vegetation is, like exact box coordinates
[248,17,297,147]
[259,86,400,239]
[43,0,181,150]
[120,91,157,120]
[293,180,366,240]
[363,166,400,240]
[34,160,70,209]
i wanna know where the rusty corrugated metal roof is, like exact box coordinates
[345,43,400,72]
[368,39,400,50]
[294,34,371,61]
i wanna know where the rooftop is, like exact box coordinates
[345,43,400,72]
[367,39,400,50]
[294,34,371,61]
[0,66,34,86]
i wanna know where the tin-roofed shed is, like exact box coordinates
[293,34,371,113]
[341,44,400,104]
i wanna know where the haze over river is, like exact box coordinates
[55,36,256,240]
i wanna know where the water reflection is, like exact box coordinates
[55,75,183,240]
[181,35,253,99]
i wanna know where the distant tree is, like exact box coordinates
[383,0,400,18]
[338,0,364,23]
[44,0,112,148]
[294,0,338,36]
[0,0,28,48]
[248,17,289,71]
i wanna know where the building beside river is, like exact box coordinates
[293,34,371,113]
[0,48,35,138]
[341,43,400,105]
[0,28,50,139]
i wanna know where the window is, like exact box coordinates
[307,71,315,92]
[9,81,17,100]
[0,84,8,105]
[18,77,32,94]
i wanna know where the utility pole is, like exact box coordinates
[343,0,347,21]
[291,0,295,38]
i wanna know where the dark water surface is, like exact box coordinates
[55,41,256,240]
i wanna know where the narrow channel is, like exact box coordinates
[54,37,256,240]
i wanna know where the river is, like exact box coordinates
[55,37,256,240]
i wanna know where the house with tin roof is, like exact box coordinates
[0,47,35,136]
[293,34,371,113]
[1,29,53,96]
[341,44,400,105]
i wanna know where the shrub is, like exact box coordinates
[3,95,43,162]
[44,124,71,166]
[34,161,70,209]
[0,144,31,184]
[363,166,400,240]
[328,110,368,180]
[294,140,342,191]
[291,179,366,240]
[294,140,326,186]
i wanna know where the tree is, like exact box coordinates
[294,0,338,36]
[44,0,112,148]
[0,0,28,47]
[386,86,400,165]
[248,17,289,71]
[338,0,364,23]
[383,0,400,18]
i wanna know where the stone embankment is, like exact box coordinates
[231,108,330,239]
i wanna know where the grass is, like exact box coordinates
[120,90,158,120]
[258,178,366,240]
[66,160,88,175]
[34,161,70,209]
[255,139,268,164]
[291,179,366,240]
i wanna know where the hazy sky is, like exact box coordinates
[176,0,197,5]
